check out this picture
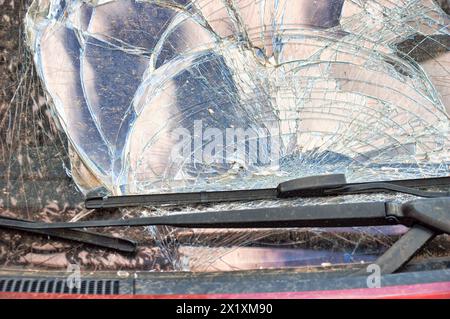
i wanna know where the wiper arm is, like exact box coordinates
[85,174,450,209]
[0,201,392,229]
[4,197,449,232]
[0,216,137,253]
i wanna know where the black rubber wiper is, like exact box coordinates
[0,215,137,253]
[85,174,450,209]
[2,197,450,274]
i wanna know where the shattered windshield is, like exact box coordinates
[25,0,450,194]
[0,0,449,273]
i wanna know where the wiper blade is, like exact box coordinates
[85,174,450,209]
[0,216,137,253]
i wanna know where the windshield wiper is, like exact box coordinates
[85,174,450,209]
[2,196,450,274]
[0,215,137,253]
[6,174,450,273]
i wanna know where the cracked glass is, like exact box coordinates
[0,0,449,273]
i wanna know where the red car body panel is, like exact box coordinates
[1,281,449,299]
